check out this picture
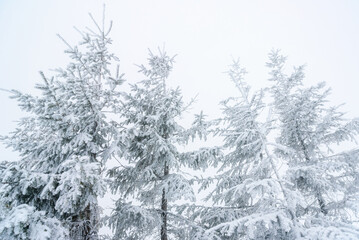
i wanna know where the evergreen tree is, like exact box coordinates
[107,49,218,240]
[189,60,303,239]
[267,50,359,239]
[0,12,124,240]
[196,54,359,240]
[0,162,68,240]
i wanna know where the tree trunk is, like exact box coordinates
[70,204,98,240]
[83,204,92,240]
[161,162,169,240]
[315,191,328,215]
[296,123,328,215]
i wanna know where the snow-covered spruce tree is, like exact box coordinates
[107,49,219,240]
[267,50,359,239]
[0,161,68,240]
[0,13,124,240]
[187,60,305,240]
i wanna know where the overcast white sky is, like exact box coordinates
[1,0,359,159]
[1,1,359,236]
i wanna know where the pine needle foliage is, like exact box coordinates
[0,11,124,240]
[107,48,219,240]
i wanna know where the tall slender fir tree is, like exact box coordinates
[107,49,219,240]
[0,11,124,240]
[186,54,359,240]
[267,50,359,239]
[188,60,303,239]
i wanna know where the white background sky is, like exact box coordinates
[1,0,359,235]
[1,0,359,144]
[1,0,359,167]
[1,1,359,154]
